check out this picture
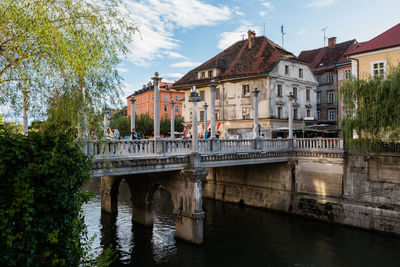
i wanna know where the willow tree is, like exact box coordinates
[0,0,136,135]
[340,64,400,153]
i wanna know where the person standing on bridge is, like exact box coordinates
[131,128,137,140]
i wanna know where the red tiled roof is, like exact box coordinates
[346,23,400,56]
[172,36,298,88]
[298,39,357,73]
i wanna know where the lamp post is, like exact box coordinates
[170,100,175,139]
[130,98,136,139]
[288,92,294,139]
[103,108,110,137]
[203,102,208,138]
[253,87,260,138]
[210,81,217,139]
[189,85,201,152]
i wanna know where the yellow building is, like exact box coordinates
[347,23,400,79]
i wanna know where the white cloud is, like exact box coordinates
[123,0,232,66]
[170,61,202,68]
[217,23,261,50]
[164,51,187,59]
[234,6,245,16]
[164,73,185,79]
[117,67,129,73]
[307,0,336,7]
[260,1,274,10]
[260,11,266,16]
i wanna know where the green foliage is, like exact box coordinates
[340,64,400,153]
[175,115,185,133]
[0,130,91,266]
[136,113,154,138]
[110,116,130,138]
[160,116,170,136]
[2,121,23,135]
[0,0,137,133]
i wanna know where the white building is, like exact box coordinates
[172,30,318,138]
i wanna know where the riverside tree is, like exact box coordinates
[0,0,136,135]
[341,64,400,153]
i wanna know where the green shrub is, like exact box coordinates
[0,130,91,266]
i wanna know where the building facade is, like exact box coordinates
[173,30,318,139]
[346,23,400,80]
[126,82,184,120]
[299,38,358,127]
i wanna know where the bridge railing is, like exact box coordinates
[84,138,344,158]
[292,138,344,150]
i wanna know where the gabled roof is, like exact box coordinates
[172,36,298,88]
[346,23,400,56]
[298,39,357,73]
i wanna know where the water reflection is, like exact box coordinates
[82,178,400,267]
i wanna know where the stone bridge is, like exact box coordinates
[84,138,344,244]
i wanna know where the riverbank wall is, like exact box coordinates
[202,154,400,236]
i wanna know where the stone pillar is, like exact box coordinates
[203,102,208,137]
[189,86,201,153]
[253,87,260,139]
[210,82,216,139]
[130,98,136,137]
[175,168,208,244]
[103,109,109,136]
[288,92,294,139]
[132,201,154,226]
[170,100,175,139]
[152,72,163,154]
[100,176,119,214]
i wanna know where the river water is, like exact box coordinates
[82,179,400,267]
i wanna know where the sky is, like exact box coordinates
[119,0,400,101]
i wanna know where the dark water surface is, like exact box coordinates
[82,179,400,267]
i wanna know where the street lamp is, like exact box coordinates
[189,85,201,152]
[287,92,294,139]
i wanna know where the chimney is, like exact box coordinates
[142,85,146,89]
[147,82,152,87]
[328,37,337,48]
[248,29,256,49]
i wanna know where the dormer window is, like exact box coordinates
[285,65,289,75]
[200,72,205,79]
[208,70,213,78]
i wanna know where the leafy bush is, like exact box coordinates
[0,130,91,266]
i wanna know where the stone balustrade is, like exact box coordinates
[84,138,344,159]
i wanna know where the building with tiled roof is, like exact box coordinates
[126,82,184,120]
[345,22,400,80]
[173,30,318,138]
[299,37,358,128]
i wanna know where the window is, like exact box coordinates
[344,69,351,80]
[292,87,297,100]
[328,92,334,103]
[317,76,320,83]
[200,72,205,79]
[175,96,179,101]
[306,89,310,101]
[328,110,336,121]
[200,110,204,121]
[208,70,213,78]
[299,68,303,78]
[190,112,192,120]
[307,109,311,117]
[242,107,250,119]
[175,106,179,112]
[277,84,282,97]
[164,105,168,112]
[216,110,220,120]
[285,65,289,75]
[328,74,334,83]
[152,94,154,100]
[345,110,351,118]
[317,110,320,120]
[372,61,385,78]
[200,90,205,101]
[277,107,282,119]
[164,95,168,101]
[316,93,320,104]
[216,87,220,100]
[242,85,250,97]
[293,108,298,120]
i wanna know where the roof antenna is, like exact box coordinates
[241,33,245,40]
[321,27,328,46]
[281,25,286,48]
[263,22,266,36]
